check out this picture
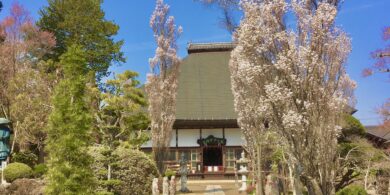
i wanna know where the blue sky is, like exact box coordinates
[0,0,389,126]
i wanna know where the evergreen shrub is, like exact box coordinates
[342,114,366,137]
[33,164,48,178]
[164,169,176,180]
[12,151,38,167]
[336,185,367,195]
[4,162,33,182]
[112,147,158,195]
[89,145,158,195]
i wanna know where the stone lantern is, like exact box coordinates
[0,118,10,185]
[236,151,250,192]
[179,153,190,193]
[0,118,10,162]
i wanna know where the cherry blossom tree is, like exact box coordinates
[378,99,390,152]
[146,0,182,174]
[230,0,354,194]
[195,0,240,33]
[363,26,390,78]
[0,3,55,161]
[363,26,390,152]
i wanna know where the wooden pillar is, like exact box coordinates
[200,128,204,177]
[176,129,178,148]
[222,128,226,173]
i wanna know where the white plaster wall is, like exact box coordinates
[141,128,243,148]
[141,131,176,148]
[202,129,223,138]
[225,128,244,146]
[141,131,152,148]
[178,129,200,147]
[169,131,176,147]
[141,140,152,148]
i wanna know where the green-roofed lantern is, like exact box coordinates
[0,118,10,161]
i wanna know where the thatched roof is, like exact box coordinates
[175,43,237,123]
[366,125,390,141]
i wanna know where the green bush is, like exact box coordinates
[164,169,176,180]
[89,145,158,195]
[33,164,48,178]
[336,185,367,195]
[342,114,366,137]
[113,147,158,195]
[12,151,38,167]
[4,163,33,182]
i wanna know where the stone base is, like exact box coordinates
[238,187,247,192]
[180,187,191,193]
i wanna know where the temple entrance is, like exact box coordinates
[203,147,223,166]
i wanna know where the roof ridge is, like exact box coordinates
[187,42,236,53]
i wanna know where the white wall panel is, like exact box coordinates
[178,129,200,147]
[169,131,176,147]
[225,128,243,146]
[141,131,176,148]
[141,130,152,148]
[202,129,223,138]
[142,139,152,148]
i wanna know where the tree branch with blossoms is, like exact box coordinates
[230,0,355,194]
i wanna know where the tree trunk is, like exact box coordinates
[256,145,263,195]
[302,176,323,195]
[38,146,45,163]
[108,165,111,180]
[278,162,288,195]
[364,163,371,190]
[388,178,390,195]
[153,146,168,175]
[10,121,18,159]
[288,164,295,195]
[287,163,302,195]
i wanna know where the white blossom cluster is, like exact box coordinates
[230,0,356,193]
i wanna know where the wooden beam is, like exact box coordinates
[176,129,178,148]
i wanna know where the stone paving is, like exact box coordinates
[177,180,245,195]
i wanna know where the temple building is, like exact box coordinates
[365,126,390,154]
[142,42,244,177]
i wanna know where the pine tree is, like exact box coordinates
[38,0,124,80]
[45,45,96,194]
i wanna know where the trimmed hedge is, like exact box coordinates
[112,147,159,195]
[342,114,366,136]
[12,151,38,167]
[164,169,176,180]
[4,163,33,182]
[89,145,158,195]
[33,164,48,178]
[336,185,367,195]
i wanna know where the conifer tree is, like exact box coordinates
[38,0,124,80]
[45,45,96,194]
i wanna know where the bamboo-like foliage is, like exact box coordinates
[230,0,354,194]
[146,0,182,174]
[45,45,96,194]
